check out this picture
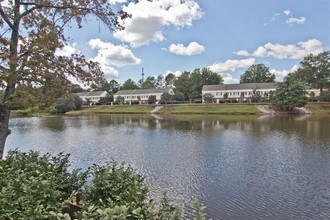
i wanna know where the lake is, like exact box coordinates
[5,114,330,219]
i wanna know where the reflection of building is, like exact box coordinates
[114,88,175,104]
[202,83,277,103]
[77,91,108,105]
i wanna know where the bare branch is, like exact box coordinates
[0,5,13,29]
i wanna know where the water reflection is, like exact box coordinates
[6,114,330,219]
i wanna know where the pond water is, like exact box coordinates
[5,114,330,219]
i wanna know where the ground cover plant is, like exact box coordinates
[0,150,208,220]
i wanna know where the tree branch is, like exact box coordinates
[0,5,13,29]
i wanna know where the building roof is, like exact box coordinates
[115,88,173,96]
[76,91,107,97]
[203,83,277,92]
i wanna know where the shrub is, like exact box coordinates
[1,150,209,219]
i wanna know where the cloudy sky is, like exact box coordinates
[59,0,330,84]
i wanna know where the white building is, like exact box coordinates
[114,88,175,104]
[202,83,277,103]
[77,91,108,105]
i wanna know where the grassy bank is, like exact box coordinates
[305,103,330,115]
[66,103,263,115]
[11,103,330,117]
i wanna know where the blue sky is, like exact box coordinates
[57,0,330,84]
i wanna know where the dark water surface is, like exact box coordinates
[5,114,330,219]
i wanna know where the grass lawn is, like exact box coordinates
[67,103,262,115]
[158,104,261,114]
[305,103,330,115]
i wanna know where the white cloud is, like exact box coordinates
[283,9,306,25]
[208,58,256,84]
[114,0,203,47]
[55,44,76,57]
[283,10,291,16]
[89,38,141,67]
[270,64,299,82]
[235,39,324,59]
[208,58,255,74]
[286,17,306,25]
[169,42,205,56]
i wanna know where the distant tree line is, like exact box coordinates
[6,51,329,112]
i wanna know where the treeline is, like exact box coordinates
[4,51,329,112]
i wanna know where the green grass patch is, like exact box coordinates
[158,104,261,114]
[66,105,156,115]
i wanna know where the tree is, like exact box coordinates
[109,79,120,94]
[294,51,330,100]
[55,94,82,113]
[203,93,215,103]
[148,95,157,104]
[0,1,130,158]
[173,71,192,102]
[90,76,112,93]
[272,79,308,111]
[174,68,223,102]
[122,79,139,90]
[141,76,156,89]
[160,92,174,103]
[165,73,176,88]
[240,64,275,83]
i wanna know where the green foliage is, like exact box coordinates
[122,79,140,90]
[174,68,223,102]
[272,80,308,111]
[192,201,208,220]
[1,150,195,219]
[141,76,157,89]
[240,64,275,83]
[203,93,215,103]
[160,92,174,103]
[294,51,330,100]
[55,94,82,113]
[0,150,87,219]
[148,95,157,104]
[115,96,125,105]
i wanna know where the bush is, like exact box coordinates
[0,150,209,219]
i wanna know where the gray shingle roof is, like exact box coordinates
[77,91,107,97]
[203,83,277,91]
[115,88,172,96]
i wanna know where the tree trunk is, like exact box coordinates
[0,104,11,159]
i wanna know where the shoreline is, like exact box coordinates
[10,103,330,117]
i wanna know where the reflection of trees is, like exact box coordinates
[47,114,330,141]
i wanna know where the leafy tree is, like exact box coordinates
[174,68,222,102]
[115,96,125,105]
[190,68,223,101]
[161,92,174,103]
[294,51,330,100]
[109,79,120,94]
[174,71,192,101]
[148,95,157,104]
[0,0,129,158]
[122,79,139,90]
[165,73,176,88]
[156,74,165,88]
[141,76,156,89]
[272,79,308,111]
[240,64,275,83]
[55,94,82,113]
[203,93,215,103]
